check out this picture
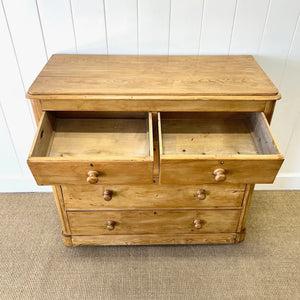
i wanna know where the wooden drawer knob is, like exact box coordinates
[197,189,206,200]
[194,219,202,229]
[87,170,100,184]
[103,190,113,201]
[106,220,116,230]
[213,168,226,182]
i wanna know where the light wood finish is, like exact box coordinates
[30,94,281,101]
[160,112,281,156]
[52,185,71,236]
[30,99,42,124]
[61,232,73,246]
[27,55,279,99]
[106,220,116,231]
[50,118,151,158]
[67,210,241,235]
[159,159,283,184]
[152,112,160,180]
[86,171,100,184]
[158,112,284,184]
[40,99,267,113]
[71,233,237,246]
[193,219,202,229]
[62,184,245,210]
[29,99,73,246]
[28,112,154,185]
[26,55,283,246]
[103,190,113,201]
[196,189,206,200]
[236,184,255,233]
[213,168,226,182]
[28,160,154,185]
[235,229,247,243]
[264,100,276,123]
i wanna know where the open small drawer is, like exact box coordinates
[28,112,154,185]
[158,112,284,184]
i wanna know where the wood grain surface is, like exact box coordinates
[62,184,245,210]
[67,209,241,235]
[27,55,279,99]
[158,112,284,184]
[28,112,154,185]
[71,233,237,246]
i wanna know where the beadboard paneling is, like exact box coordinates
[138,0,170,55]
[169,0,204,55]
[71,0,107,54]
[199,0,237,54]
[1,0,300,191]
[2,0,47,90]
[258,0,300,158]
[0,104,20,176]
[229,0,270,54]
[105,0,138,54]
[37,0,76,57]
[0,2,35,178]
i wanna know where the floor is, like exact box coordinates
[0,191,299,300]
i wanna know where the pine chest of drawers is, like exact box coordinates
[26,55,284,246]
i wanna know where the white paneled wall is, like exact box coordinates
[0,0,300,192]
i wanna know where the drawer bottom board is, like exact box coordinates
[70,233,238,246]
[68,209,241,235]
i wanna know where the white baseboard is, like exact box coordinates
[0,174,299,193]
[0,176,52,192]
[255,173,300,190]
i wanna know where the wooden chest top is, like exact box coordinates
[27,55,279,100]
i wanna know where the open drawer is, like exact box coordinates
[28,112,154,185]
[158,112,284,184]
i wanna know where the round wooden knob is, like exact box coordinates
[87,170,100,184]
[194,219,202,229]
[197,189,206,200]
[213,168,226,182]
[106,220,116,230]
[103,190,113,201]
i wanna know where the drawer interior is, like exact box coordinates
[30,112,153,159]
[159,112,281,157]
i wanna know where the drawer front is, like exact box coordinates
[160,159,283,184]
[63,184,245,210]
[67,210,241,235]
[27,112,154,185]
[28,161,154,185]
[158,112,284,184]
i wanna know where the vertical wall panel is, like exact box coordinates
[0,0,300,191]
[229,0,270,54]
[2,0,47,90]
[258,0,300,158]
[283,113,300,174]
[199,0,237,54]
[0,104,20,176]
[37,0,76,57]
[139,0,171,55]
[105,0,138,54]
[169,0,204,55]
[257,0,300,86]
[273,17,300,172]
[71,0,107,54]
[0,2,35,177]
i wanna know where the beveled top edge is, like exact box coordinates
[27,54,280,100]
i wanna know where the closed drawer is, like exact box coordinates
[67,210,241,235]
[158,112,284,184]
[28,112,154,185]
[63,184,245,210]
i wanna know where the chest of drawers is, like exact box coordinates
[26,55,283,246]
